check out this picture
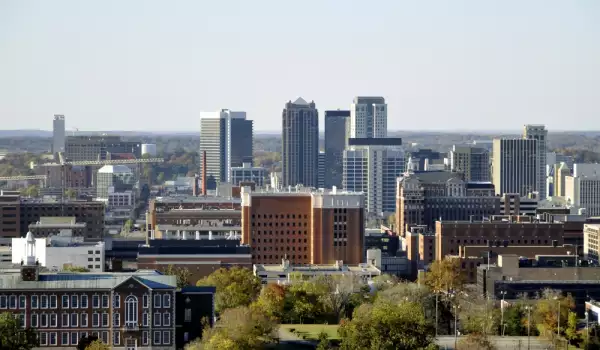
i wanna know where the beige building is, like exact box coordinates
[565,175,600,217]
[584,224,600,262]
[492,138,539,196]
[554,162,571,197]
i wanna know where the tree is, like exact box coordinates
[422,257,466,294]
[63,266,90,272]
[565,311,580,345]
[316,330,330,350]
[64,188,77,199]
[84,339,110,350]
[123,219,133,233]
[457,295,500,336]
[457,332,496,350]
[164,265,192,288]
[251,283,286,321]
[20,185,39,198]
[533,289,575,340]
[386,214,396,230]
[314,275,358,322]
[0,312,39,350]
[156,172,165,184]
[503,305,526,336]
[338,300,436,350]
[196,267,261,313]
[189,306,277,350]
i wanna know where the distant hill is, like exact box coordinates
[0,130,52,138]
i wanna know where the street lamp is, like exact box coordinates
[585,311,590,350]
[454,303,460,350]
[554,296,561,349]
[500,290,507,336]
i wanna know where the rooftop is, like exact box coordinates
[98,164,133,174]
[255,261,380,274]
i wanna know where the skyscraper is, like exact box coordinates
[449,145,490,182]
[324,110,350,188]
[281,98,319,187]
[350,96,387,138]
[523,125,548,198]
[52,114,65,155]
[199,109,253,190]
[492,138,538,196]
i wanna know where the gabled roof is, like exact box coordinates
[293,97,309,105]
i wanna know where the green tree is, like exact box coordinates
[314,275,358,322]
[164,265,192,288]
[565,311,579,345]
[422,257,466,294]
[316,330,330,350]
[189,306,277,350]
[156,172,165,184]
[251,283,286,321]
[196,267,261,313]
[63,266,90,272]
[0,312,39,350]
[338,300,436,350]
[123,219,133,233]
[503,306,526,336]
[457,332,496,350]
[64,188,77,199]
[386,214,396,230]
[20,185,39,198]
[85,339,110,350]
[533,289,575,340]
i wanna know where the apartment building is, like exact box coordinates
[395,171,500,235]
[241,187,365,265]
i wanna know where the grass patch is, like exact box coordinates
[280,324,340,341]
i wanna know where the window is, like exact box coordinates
[113,294,120,308]
[81,295,88,308]
[39,332,48,346]
[18,295,26,309]
[143,294,148,308]
[184,308,192,322]
[163,313,171,327]
[71,332,78,345]
[92,313,99,327]
[113,331,120,345]
[81,313,88,327]
[61,313,69,327]
[102,312,109,327]
[50,313,57,327]
[50,332,57,345]
[62,295,69,309]
[113,313,120,327]
[163,294,171,308]
[80,331,88,339]
[101,331,109,344]
[153,331,161,345]
[71,295,78,308]
[62,332,69,345]
[92,295,99,308]
[18,313,25,328]
[142,312,149,326]
[31,314,38,327]
[31,295,39,309]
[101,295,109,308]
[125,296,138,326]
[153,294,161,308]
[142,331,149,345]
[9,295,17,309]
[71,313,78,327]
[50,295,57,309]
[0,295,6,308]
[163,331,170,345]
[153,312,161,326]
[40,313,48,327]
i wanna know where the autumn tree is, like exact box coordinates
[422,257,466,294]
[457,295,500,336]
[85,339,111,350]
[457,333,496,350]
[338,300,436,350]
[0,312,38,350]
[251,283,286,321]
[196,267,261,313]
[316,331,331,350]
[164,265,192,288]
[533,289,575,341]
[314,275,358,322]
[187,306,277,350]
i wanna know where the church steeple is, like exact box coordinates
[21,231,40,281]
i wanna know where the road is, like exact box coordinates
[436,336,551,349]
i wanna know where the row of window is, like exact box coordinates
[0,293,172,310]
[252,214,309,219]
[37,330,171,346]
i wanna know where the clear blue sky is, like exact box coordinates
[0,0,598,132]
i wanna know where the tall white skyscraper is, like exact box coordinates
[350,96,387,139]
[523,125,548,198]
[52,114,65,155]
[492,138,538,196]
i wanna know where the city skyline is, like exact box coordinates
[1,0,599,132]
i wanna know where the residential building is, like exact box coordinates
[65,135,141,162]
[281,98,319,187]
[96,165,135,199]
[492,138,539,196]
[317,151,325,189]
[241,187,365,265]
[523,125,548,198]
[324,110,350,188]
[230,163,266,187]
[343,138,405,214]
[449,145,490,182]
[584,224,600,263]
[349,96,387,138]
[500,193,539,216]
[52,115,65,156]
[253,259,380,285]
[565,174,600,217]
[0,233,179,349]
[199,109,254,189]
[395,171,500,235]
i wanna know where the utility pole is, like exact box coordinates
[435,293,438,337]
[500,290,507,336]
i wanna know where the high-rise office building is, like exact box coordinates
[343,138,405,214]
[449,145,490,182]
[317,151,325,189]
[523,125,548,198]
[65,135,141,161]
[281,98,319,187]
[350,96,387,138]
[492,138,538,196]
[52,114,65,155]
[199,109,253,190]
[324,110,350,188]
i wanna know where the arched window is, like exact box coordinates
[125,296,138,326]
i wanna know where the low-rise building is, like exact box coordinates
[253,258,380,285]
[230,163,266,188]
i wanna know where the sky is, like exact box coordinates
[0,0,599,132]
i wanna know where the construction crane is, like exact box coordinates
[59,158,165,166]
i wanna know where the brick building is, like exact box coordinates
[241,187,365,265]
